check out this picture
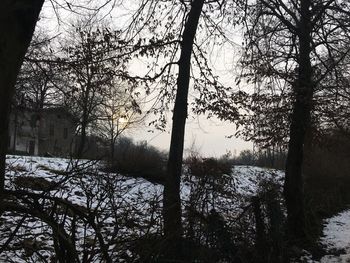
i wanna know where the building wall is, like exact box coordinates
[8,108,76,157]
[8,110,39,155]
[38,110,76,156]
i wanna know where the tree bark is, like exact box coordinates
[252,196,267,262]
[0,0,44,205]
[163,0,204,259]
[76,94,90,158]
[284,0,313,245]
[76,120,87,158]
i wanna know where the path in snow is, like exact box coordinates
[318,210,350,262]
[302,209,350,262]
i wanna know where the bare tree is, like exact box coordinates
[60,22,130,158]
[95,81,142,162]
[205,0,350,245]
[0,0,45,204]
[0,0,119,203]
[163,1,205,258]
[15,32,62,110]
[123,0,241,258]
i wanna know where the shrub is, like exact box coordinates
[14,176,57,191]
[185,156,233,179]
[105,137,167,184]
[302,130,350,243]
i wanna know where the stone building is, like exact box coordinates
[8,107,76,156]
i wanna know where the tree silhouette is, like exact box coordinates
[0,0,45,204]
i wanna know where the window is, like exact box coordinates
[30,114,37,127]
[49,124,54,136]
[63,128,68,139]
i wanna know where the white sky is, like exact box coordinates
[131,115,252,157]
[35,1,253,157]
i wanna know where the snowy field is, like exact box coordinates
[3,155,164,262]
[1,155,350,262]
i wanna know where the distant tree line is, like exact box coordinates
[219,146,287,170]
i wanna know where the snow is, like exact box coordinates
[317,210,350,262]
[231,165,284,195]
[321,210,350,251]
[3,155,165,262]
[3,155,288,262]
[297,209,350,262]
[3,155,350,262]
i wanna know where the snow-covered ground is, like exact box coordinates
[316,210,350,262]
[3,155,165,262]
[2,155,350,262]
[298,209,350,262]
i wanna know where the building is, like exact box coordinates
[8,107,77,156]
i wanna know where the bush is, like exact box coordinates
[235,149,256,166]
[14,176,57,191]
[185,156,233,179]
[303,131,350,224]
[105,137,167,184]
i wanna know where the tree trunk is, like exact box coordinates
[110,138,115,162]
[13,108,18,153]
[76,86,91,158]
[284,0,313,245]
[0,0,44,204]
[163,0,204,259]
[110,120,116,164]
[76,117,88,158]
[252,196,267,262]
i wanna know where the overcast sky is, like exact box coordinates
[37,1,253,156]
[131,115,253,157]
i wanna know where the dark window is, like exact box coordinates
[30,115,37,127]
[29,140,35,155]
[49,124,54,136]
[63,128,68,139]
